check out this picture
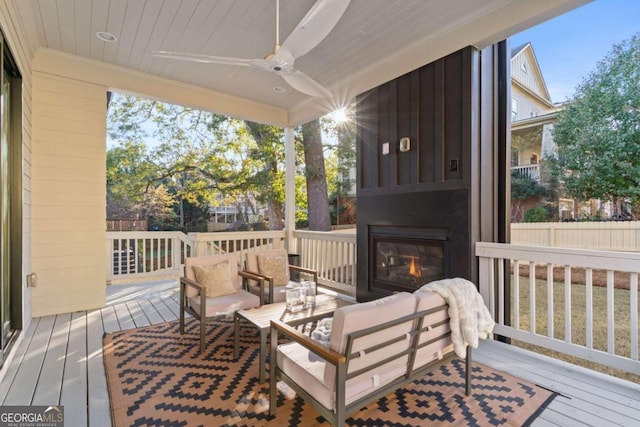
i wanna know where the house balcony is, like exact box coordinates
[512,163,541,181]
[1,230,639,426]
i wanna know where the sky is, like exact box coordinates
[510,0,640,104]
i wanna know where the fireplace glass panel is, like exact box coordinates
[375,239,444,290]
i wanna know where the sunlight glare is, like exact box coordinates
[329,107,348,123]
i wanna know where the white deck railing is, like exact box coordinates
[511,164,540,180]
[108,232,638,373]
[106,231,193,281]
[107,230,287,282]
[476,242,640,376]
[106,230,357,297]
[293,230,356,296]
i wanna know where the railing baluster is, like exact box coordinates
[513,260,520,329]
[529,261,536,334]
[631,272,638,361]
[546,263,554,338]
[498,258,504,325]
[607,270,615,354]
[564,266,571,343]
[586,268,593,349]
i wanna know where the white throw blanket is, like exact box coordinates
[419,278,494,358]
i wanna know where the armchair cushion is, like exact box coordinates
[256,253,290,286]
[188,291,259,317]
[192,261,236,298]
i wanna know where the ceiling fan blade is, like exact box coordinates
[279,0,351,60]
[153,50,255,67]
[281,69,331,98]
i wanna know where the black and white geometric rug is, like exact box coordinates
[104,319,557,426]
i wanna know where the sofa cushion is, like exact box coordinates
[324,292,417,391]
[192,261,236,298]
[278,341,408,411]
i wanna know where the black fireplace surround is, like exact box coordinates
[356,189,471,302]
[371,226,448,294]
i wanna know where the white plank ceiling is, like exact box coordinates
[13,0,590,125]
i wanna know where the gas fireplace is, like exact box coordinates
[370,226,448,294]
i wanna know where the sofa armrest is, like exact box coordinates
[270,319,345,366]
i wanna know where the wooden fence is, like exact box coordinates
[511,221,640,251]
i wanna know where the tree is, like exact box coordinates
[107,94,286,230]
[243,122,285,230]
[322,105,356,225]
[552,34,640,215]
[510,172,548,222]
[301,119,331,231]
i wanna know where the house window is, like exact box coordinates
[511,97,519,121]
[521,62,528,73]
[511,149,519,166]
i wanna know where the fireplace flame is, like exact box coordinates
[409,256,422,278]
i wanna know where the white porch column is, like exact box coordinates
[284,127,296,252]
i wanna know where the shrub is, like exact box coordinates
[524,205,550,222]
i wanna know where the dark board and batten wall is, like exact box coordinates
[357,47,473,193]
[356,45,505,302]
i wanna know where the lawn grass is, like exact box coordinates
[510,274,640,383]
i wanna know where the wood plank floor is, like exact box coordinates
[1,280,639,426]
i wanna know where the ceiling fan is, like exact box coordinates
[153,0,351,98]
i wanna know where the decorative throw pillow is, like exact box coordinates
[192,261,236,298]
[257,254,289,286]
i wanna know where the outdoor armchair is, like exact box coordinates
[244,248,318,304]
[180,253,264,352]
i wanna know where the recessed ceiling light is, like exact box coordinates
[96,31,118,43]
[273,86,286,93]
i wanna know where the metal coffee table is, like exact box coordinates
[233,294,353,383]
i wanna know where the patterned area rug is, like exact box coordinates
[103,319,557,426]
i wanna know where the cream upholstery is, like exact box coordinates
[270,290,469,426]
[180,254,260,352]
[324,292,416,390]
[244,249,318,304]
[244,248,300,304]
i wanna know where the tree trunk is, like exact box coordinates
[301,119,331,231]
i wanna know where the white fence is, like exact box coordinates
[511,221,640,251]
[476,242,640,376]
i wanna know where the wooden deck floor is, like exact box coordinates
[1,281,639,426]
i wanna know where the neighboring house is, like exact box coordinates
[510,43,579,221]
[510,43,611,221]
[510,42,561,180]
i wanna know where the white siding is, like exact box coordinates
[30,72,106,316]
